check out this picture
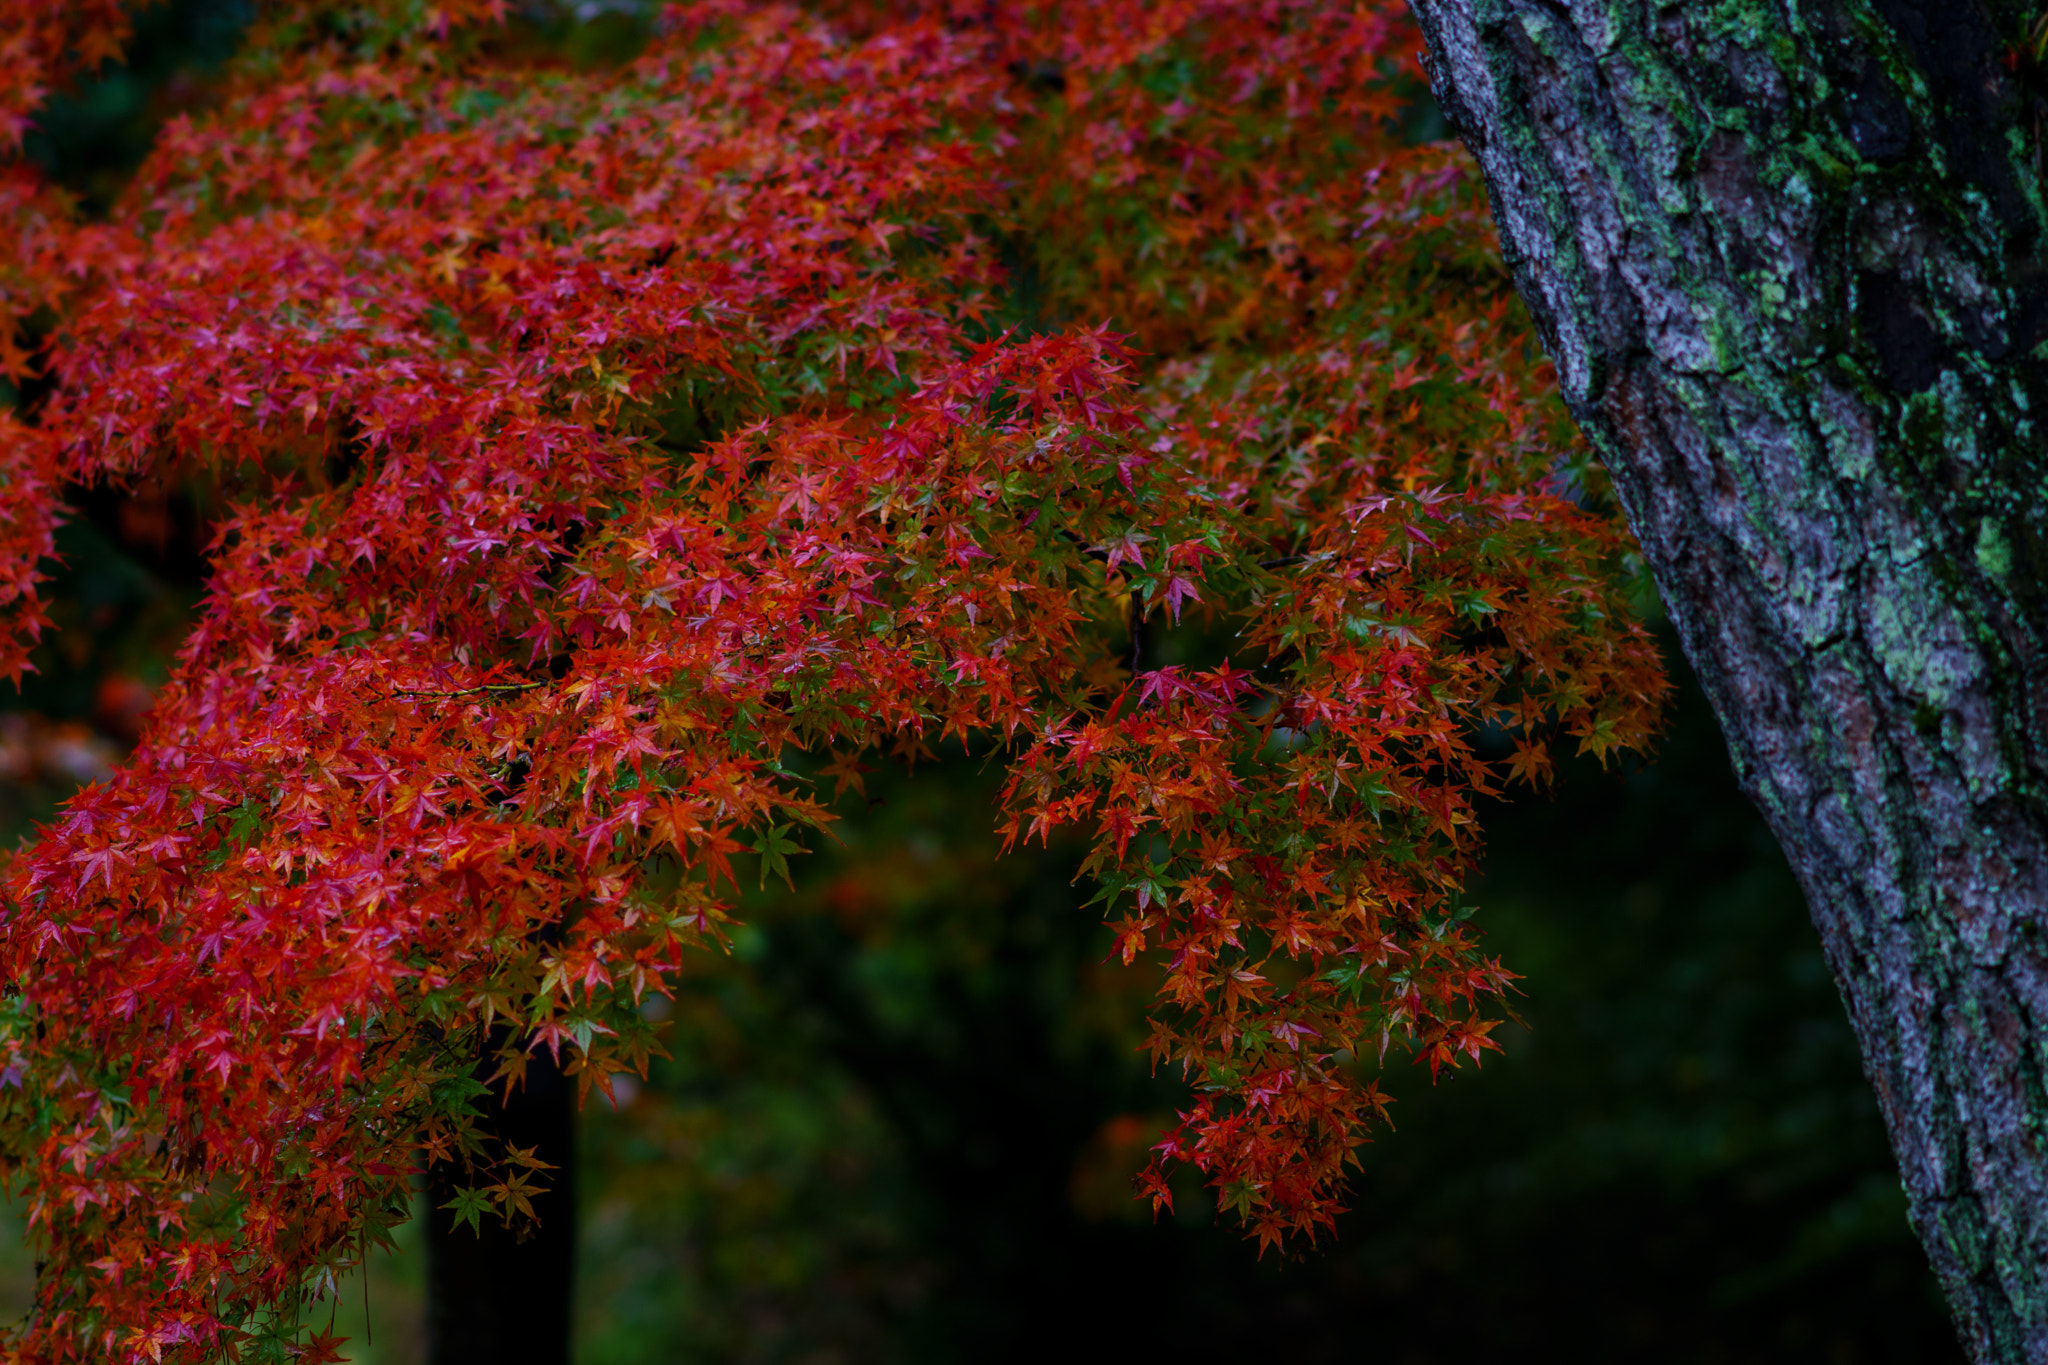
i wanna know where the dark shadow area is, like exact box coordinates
[428,1044,576,1365]
[579,627,1961,1365]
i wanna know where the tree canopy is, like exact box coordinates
[0,1,1666,1360]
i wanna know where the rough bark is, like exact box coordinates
[1402,0,2048,1358]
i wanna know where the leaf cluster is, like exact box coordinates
[0,0,1665,1357]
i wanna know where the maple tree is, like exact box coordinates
[0,0,1666,1360]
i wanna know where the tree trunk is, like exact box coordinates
[1401,0,2048,1358]
[426,1044,577,1365]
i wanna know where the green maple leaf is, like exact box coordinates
[441,1185,494,1237]
[749,823,803,890]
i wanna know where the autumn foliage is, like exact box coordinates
[0,0,1665,1358]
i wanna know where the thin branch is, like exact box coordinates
[388,681,548,700]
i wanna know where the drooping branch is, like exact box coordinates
[0,3,1674,1357]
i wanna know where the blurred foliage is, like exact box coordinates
[22,0,255,215]
[4,2,1961,1361]
[556,630,1961,1364]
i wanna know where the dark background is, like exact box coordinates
[3,2,1961,1360]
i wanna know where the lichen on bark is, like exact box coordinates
[1403,0,2048,1359]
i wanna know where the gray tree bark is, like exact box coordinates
[1400,0,2048,1358]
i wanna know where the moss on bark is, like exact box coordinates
[1406,0,2048,1359]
